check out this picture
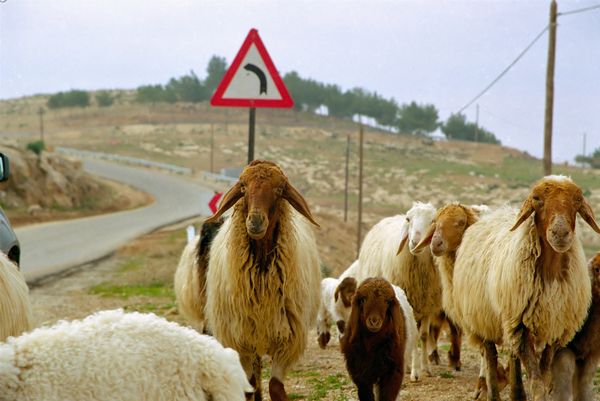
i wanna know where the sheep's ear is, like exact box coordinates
[283,182,320,227]
[510,198,534,232]
[579,197,600,234]
[413,223,435,252]
[205,182,243,223]
[343,294,361,347]
[335,277,357,307]
[389,297,404,337]
[396,232,408,255]
[463,206,479,228]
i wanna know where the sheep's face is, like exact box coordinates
[510,176,600,253]
[588,253,600,295]
[404,203,436,255]
[204,160,319,239]
[352,277,398,333]
[414,204,477,257]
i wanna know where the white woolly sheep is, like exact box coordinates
[417,176,598,401]
[174,218,223,333]
[0,309,253,401]
[204,160,321,401]
[0,252,33,342]
[357,202,461,374]
[392,283,422,382]
[316,276,357,348]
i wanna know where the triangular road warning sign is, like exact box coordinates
[210,29,294,108]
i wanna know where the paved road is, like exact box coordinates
[16,159,215,282]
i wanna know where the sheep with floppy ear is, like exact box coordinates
[341,277,406,401]
[551,252,600,401]
[204,160,321,401]
[316,276,357,348]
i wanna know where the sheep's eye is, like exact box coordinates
[275,187,284,196]
[357,297,365,306]
[239,184,246,193]
[454,219,466,228]
[406,217,411,223]
[532,195,541,202]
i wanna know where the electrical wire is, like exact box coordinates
[558,3,600,17]
[457,24,549,114]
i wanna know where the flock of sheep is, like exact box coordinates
[0,159,599,401]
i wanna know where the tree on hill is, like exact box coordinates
[95,91,114,107]
[166,70,208,103]
[396,102,439,134]
[205,56,228,95]
[135,85,176,104]
[47,90,90,108]
[576,147,600,168]
[441,113,501,144]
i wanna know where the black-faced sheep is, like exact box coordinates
[0,252,33,342]
[551,252,600,401]
[341,277,406,401]
[174,218,224,333]
[417,176,598,401]
[204,160,321,401]
[0,309,253,401]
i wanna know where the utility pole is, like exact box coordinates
[475,104,479,142]
[357,123,364,257]
[38,107,45,142]
[247,108,256,164]
[210,124,215,173]
[344,134,350,223]
[543,0,557,175]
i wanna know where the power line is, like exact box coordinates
[558,3,600,17]
[457,24,549,114]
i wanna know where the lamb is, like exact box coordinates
[204,160,321,401]
[357,202,461,375]
[0,252,33,342]
[174,217,224,333]
[0,309,253,401]
[341,277,406,401]
[416,176,598,401]
[551,252,600,401]
[316,275,357,348]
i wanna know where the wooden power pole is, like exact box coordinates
[344,134,350,223]
[38,107,45,142]
[357,123,364,257]
[543,0,557,176]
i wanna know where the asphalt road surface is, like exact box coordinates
[16,159,215,282]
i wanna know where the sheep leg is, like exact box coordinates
[483,341,501,401]
[428,312,443,365]
[550,349,575,401]
[473,354,487,400]
[575,357,597,401]
[270,360,289,401]
[356,382,376,401]
[419,317,432,376]
[508,355,526,401]
[317,308,333,349]
[240,354,262,401]
[378,370,403,401]
[519,332,547,401]
[447,318,462,371]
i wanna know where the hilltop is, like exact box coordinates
[2,92,600,270]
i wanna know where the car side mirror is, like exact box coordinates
[0,153,10,182]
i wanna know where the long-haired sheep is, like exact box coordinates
[174,218,224,333]
[204,160,321,401]
[0,309,253,401]
[341,277,406,401]
[0,252,33,342]
[417,176,598,401]
[357,202,461,374]
[317,276,357,348]
[551,252,600,401]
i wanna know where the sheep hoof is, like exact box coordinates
[269,377,288,401]
[473,376,486,400]
[448,351,461,371]
[410,373,419,382]
[429,350,441,365]
[318,332,331,349]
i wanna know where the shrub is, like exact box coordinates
[26,140,45,155]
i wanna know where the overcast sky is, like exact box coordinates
[1,0,599,163]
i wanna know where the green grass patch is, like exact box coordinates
[307,373,350,401]
[89,282,173,299]
[117,256,145,272]
[123,301,176,315]
[440,371,455,379]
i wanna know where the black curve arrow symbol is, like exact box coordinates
[244,63,267,94]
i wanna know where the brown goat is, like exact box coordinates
[341,277,406,401]
[205,160,321,401]
[551,252,600,401]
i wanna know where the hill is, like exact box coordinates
[2,92,600,270]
